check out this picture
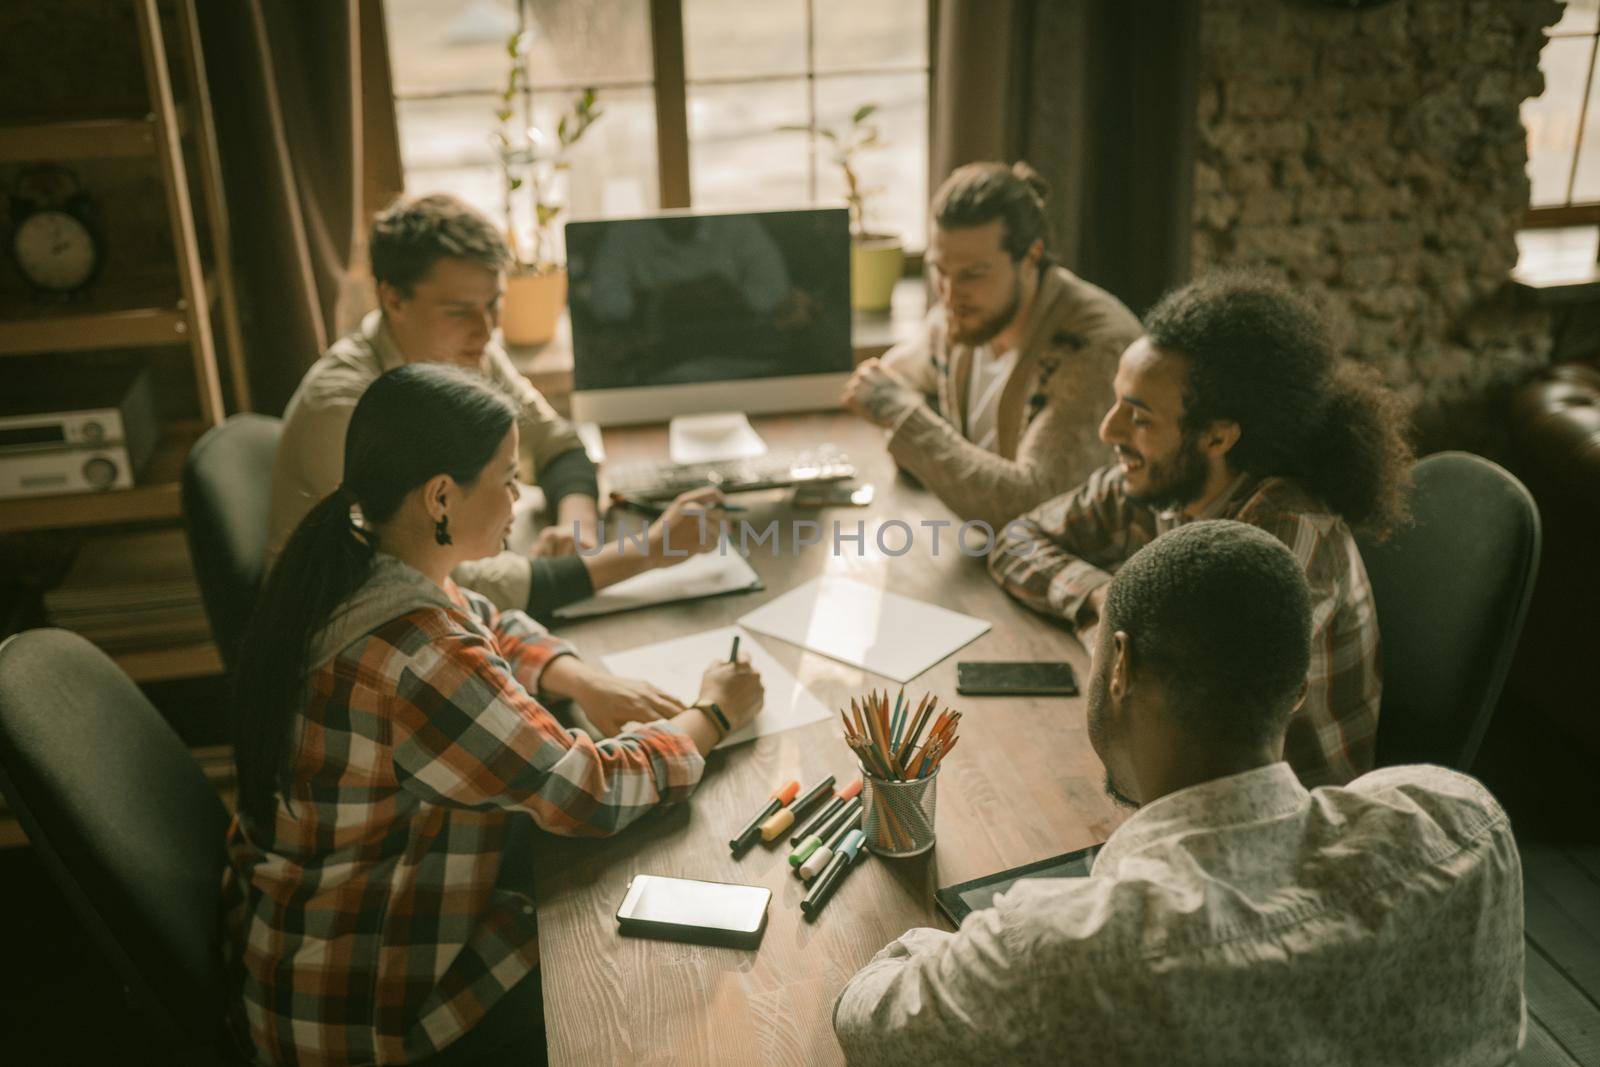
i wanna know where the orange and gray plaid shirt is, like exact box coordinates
[988,466,1381,787]
[225,576,704,1066]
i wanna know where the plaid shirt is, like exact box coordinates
[226,579,704,1066]
[989,466,1381,786]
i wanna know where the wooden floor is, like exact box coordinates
[1521,843,1600,1066]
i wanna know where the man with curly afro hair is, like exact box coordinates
[990,272,1413,787]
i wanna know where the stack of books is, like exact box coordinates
[44,528,211,652]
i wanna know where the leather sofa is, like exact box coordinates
[1484,361,1600,835]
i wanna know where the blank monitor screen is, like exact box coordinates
[565,208,852,393]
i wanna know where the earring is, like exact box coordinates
[434,515,453,546]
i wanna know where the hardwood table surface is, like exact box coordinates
[534,411,1127,1067]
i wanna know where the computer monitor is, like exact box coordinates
[565,207,853,426]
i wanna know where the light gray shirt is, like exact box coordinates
[833,762,1525,1066]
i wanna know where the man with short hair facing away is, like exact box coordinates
[836,521,1525,1066]
[990,273,1413,787]
[841,162,1141,532]
[270,194,722,634]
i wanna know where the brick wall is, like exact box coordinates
[1191,0,1561,452]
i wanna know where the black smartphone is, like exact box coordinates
[956,660,1078,696]
[615,874,771,949]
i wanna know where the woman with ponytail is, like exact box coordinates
[990,272,1415,791]
[227,363,762,1066]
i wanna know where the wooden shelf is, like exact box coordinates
[112,639,222,683]
[0,420,205,534]
[0,116,158,163]
[0,278,195,357]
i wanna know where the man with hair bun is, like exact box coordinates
[842,161,1141,531]
[990,272,1414,787]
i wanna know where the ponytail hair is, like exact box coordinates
[233,364,516,827]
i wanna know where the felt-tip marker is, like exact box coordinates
[790,795,862,871]
[790,778,863,845]
[801,829,866,919]
[759,774,835,842]
[730,780,799,853]
[798,809,862,882]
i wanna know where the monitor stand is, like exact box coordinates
[667,412,769,465]
[571,371,850,427]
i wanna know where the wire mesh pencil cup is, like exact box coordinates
[861,764,938,857]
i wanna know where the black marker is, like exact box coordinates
[730,780,799,854]
[802,829,866,919]
[791,778,862,845]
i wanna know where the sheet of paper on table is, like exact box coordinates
[736,575,992,683]
[554,546,763,620]
[600,625,831,748]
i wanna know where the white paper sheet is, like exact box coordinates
[735,576,991,683]
[600,626,832,748]
[554,547,762,620]
[668,412,769,464]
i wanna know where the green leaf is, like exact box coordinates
[852,103,878,125]
[509,177,524,190]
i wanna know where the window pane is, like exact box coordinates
[525,0,653,88]
[395,94,505,220]
[684,0,807,81]
[1525,35,1595,206]
[1552,0,1599,37]
[396,90,659,263]
[386,0,519,95]
[1569,43,1600,203]
[813,0,927,72]
[689,80,811,209]
[815,73,927,249]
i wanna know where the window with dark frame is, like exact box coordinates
[1524,0,1600,227]
[384,0,931,260]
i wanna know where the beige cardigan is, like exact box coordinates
[881,264,1141,531]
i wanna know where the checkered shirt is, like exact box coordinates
[225,581,704,1065]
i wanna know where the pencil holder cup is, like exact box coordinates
[861,766,938,857]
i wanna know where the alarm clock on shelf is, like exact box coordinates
[9,164,103,297]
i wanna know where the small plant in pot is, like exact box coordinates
[779,103,904,313]
[491,30,603,346]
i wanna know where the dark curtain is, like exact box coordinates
[929,0,1200,317]
[193,0,403,414]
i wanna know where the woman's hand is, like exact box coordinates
[694,653,763,732]
[541,656,684,736]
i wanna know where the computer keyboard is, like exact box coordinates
[605,446,856,501]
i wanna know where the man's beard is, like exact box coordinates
[948,271,1023,346]
[1122,432,1210,511]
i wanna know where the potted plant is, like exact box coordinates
[780,103,904,313]
[492,30,603,345]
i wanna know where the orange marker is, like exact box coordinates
[730,780,799,853]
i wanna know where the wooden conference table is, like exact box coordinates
[534,411,1127,1066]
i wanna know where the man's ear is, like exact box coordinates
[377,281,407,320]
[1023,237,1044,272]
[1201,418,1241,462]
[1109,630,1133,703]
